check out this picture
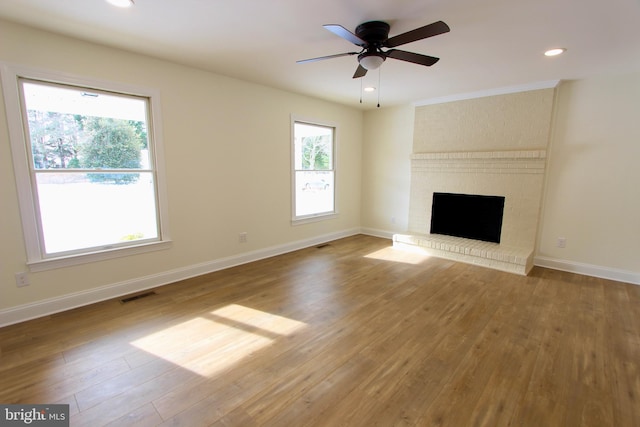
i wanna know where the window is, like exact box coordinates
[1,65,170,270]
[292,119,336,221]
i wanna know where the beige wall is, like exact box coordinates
[537,75,640,274]
[360,105,414,234]
[0,19,362,316]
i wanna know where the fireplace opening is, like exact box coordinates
[430,192,505,243]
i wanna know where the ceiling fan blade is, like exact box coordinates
[324,24,367,46]
[386,49,440,66]
[297,52,358,64]
[352,64,367,78]
[384,20,450,48]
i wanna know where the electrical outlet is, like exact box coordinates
[15,272,30,287]
[239,232,248,243]
[557,237,566,248]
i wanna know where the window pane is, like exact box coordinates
[35,172,158,254]
[295,171,334,216]
[294,123,333,171]
[22,81,149,170]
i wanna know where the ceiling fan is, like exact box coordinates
[298,20,450,78]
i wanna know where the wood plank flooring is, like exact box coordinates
[1,234,639,426]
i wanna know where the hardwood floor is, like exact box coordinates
[1,235,639,426]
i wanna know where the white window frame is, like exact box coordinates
[291,116,338,224]
[1,63,171,272]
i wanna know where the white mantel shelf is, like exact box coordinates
[393,233,534,276]
[411,150,547,175]
[411,150,546,160]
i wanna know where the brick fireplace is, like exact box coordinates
[392,86,556,275]
[393,149,547,275]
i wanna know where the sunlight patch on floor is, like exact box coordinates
[364,246,431,265]
[130,304,307,377]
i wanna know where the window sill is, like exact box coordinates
[291,212,338,226]
[27,240,172,272]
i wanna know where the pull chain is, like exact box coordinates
[377,67,381,108]
[360,77,363,104]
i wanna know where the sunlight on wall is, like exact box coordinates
[364,246,431,265]
[130,304,307,377]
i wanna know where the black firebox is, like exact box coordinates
[430,192,505,243]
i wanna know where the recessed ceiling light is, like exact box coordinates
[106,0,134,8]
[363,87,376,92]
[544,48,566,57]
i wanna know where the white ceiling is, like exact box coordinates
[1,0,640,109]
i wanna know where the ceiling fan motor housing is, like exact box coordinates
[355,21,391,47]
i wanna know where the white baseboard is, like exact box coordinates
[360,227,395,239]
[534,256,640,285]
[0,228,361,328]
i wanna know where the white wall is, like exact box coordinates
[0,19,363,323]
[535,74,640,281]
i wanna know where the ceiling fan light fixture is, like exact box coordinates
[359,53,385,70]
[106,0,135,8]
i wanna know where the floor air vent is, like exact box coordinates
[120,291,156,304]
